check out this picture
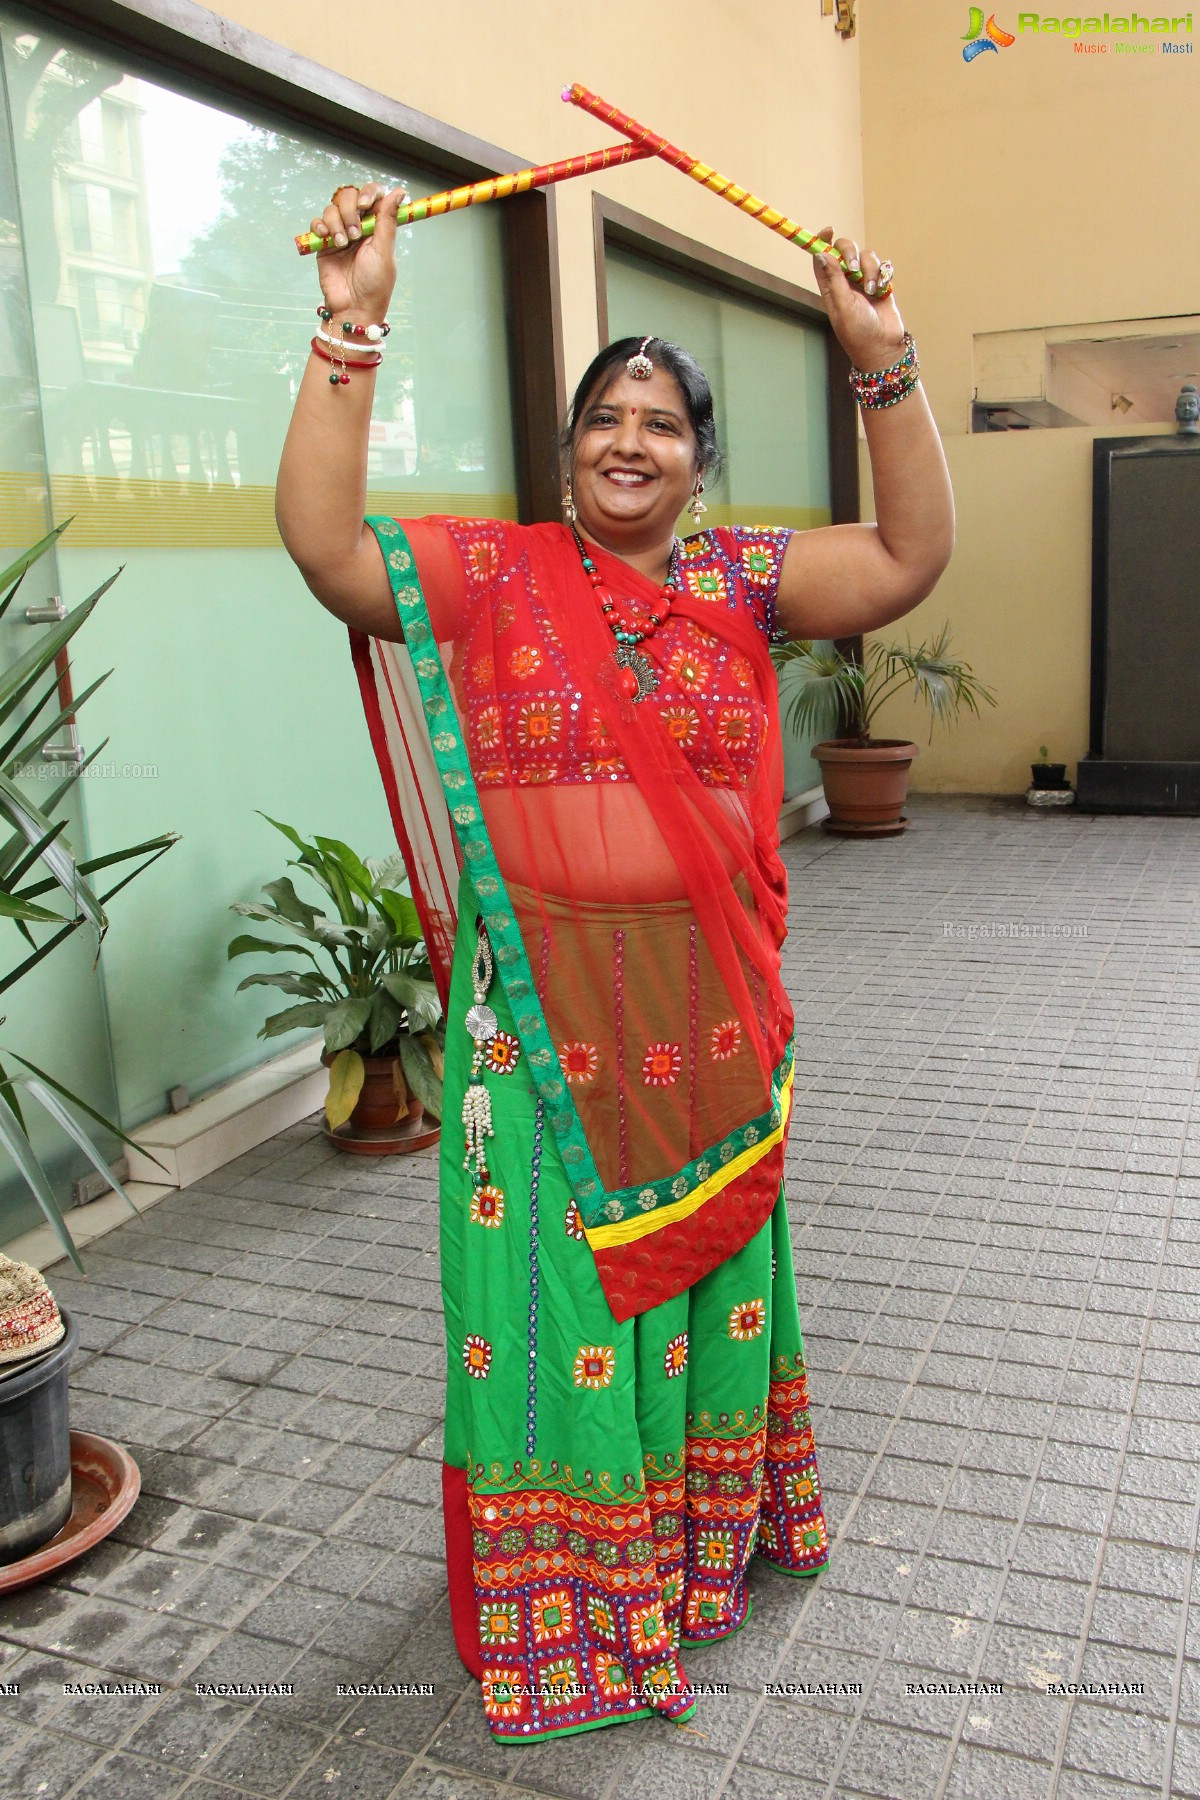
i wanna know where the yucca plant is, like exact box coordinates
[0,523,177,1268]
[228,816,444,1131]
[772,621,996,748]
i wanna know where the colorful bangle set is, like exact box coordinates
[849,333,920,411]
[312,304,389,385]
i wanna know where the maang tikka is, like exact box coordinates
[626,336,654,379]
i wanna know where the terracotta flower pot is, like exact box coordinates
[320,1050,440,1156]
[813,738,919,837]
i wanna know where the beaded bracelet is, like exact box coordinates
[310,336,382,384]
[850,332,920,411]
[317,304,389,342]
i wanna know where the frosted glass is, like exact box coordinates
[606,248,831,530]
[0,18,519,1144]
[0,47,122,1238]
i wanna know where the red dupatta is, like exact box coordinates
[351,516,794,1320]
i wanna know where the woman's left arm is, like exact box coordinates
[775,230,955,641]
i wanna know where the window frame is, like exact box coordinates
[13,0,566,521]
[592,193,860,531]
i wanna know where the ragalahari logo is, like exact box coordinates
[962,7,1017,57]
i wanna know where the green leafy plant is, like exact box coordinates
[228,817,444,1130]
[1038,744,1050,762]
[771,622,996,749]
[0,524,178,1267]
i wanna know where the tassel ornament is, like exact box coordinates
[463,918,498,1187]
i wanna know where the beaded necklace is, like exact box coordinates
[571,525,680,703]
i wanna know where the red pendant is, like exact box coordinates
[619,667,640,699]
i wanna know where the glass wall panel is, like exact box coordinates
[0,38,122,1238]
[0,16,518,1140]
[606,246,833,798]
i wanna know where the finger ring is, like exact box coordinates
[876,258,895,294]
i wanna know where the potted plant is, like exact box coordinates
[0,524,176,1567]
[0,1256,77,1565]
[772,622,996,836]
[228,818,444,1154]
[1030,745,1069,790]
[0,524,176,1265]
[1027,744,1075,810]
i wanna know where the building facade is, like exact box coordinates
[858,2,1198,791]
[0,0,862,1237]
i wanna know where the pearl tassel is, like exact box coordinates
[463,918,497,1188]
[462,1069,493,1177]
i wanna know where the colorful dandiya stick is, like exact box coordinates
[296,140,653,254]
[562,83,888,294]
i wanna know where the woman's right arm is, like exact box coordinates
[276,183,406,640]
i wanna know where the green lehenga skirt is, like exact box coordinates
[439,882,828,1742]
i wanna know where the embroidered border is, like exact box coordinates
[471,1478,694,1738]
[585,1064,793,1251]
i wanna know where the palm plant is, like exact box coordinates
[228,816,443,1130]
[772,621,996,748]
[0,523,177,1267]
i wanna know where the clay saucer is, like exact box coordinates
[322,1114,441,1155]
[0,1432,140,1596]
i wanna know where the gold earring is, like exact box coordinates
[688,479,707,524]
[562,479,577,525]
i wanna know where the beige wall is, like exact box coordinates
[208,0,863,391]
[859,4,1198,791]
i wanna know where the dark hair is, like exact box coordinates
[560,336,724,483]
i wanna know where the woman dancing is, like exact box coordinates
[277,181,953,1742]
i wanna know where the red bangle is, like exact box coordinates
[310,336,382,384]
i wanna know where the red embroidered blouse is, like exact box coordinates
[403,518,792,791]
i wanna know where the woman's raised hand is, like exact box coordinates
[307,183,405,321]
[810,226,906,373]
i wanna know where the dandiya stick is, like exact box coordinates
[563,83,883,293]
[296,140,653,254]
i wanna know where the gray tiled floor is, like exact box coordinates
[2,794,1198,1799]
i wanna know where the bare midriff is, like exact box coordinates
[477,784,755,906]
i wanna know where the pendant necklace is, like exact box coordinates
[571,525,680,703]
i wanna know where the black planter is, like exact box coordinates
[0,1308,77,1564]
[1030,763,1069,791]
